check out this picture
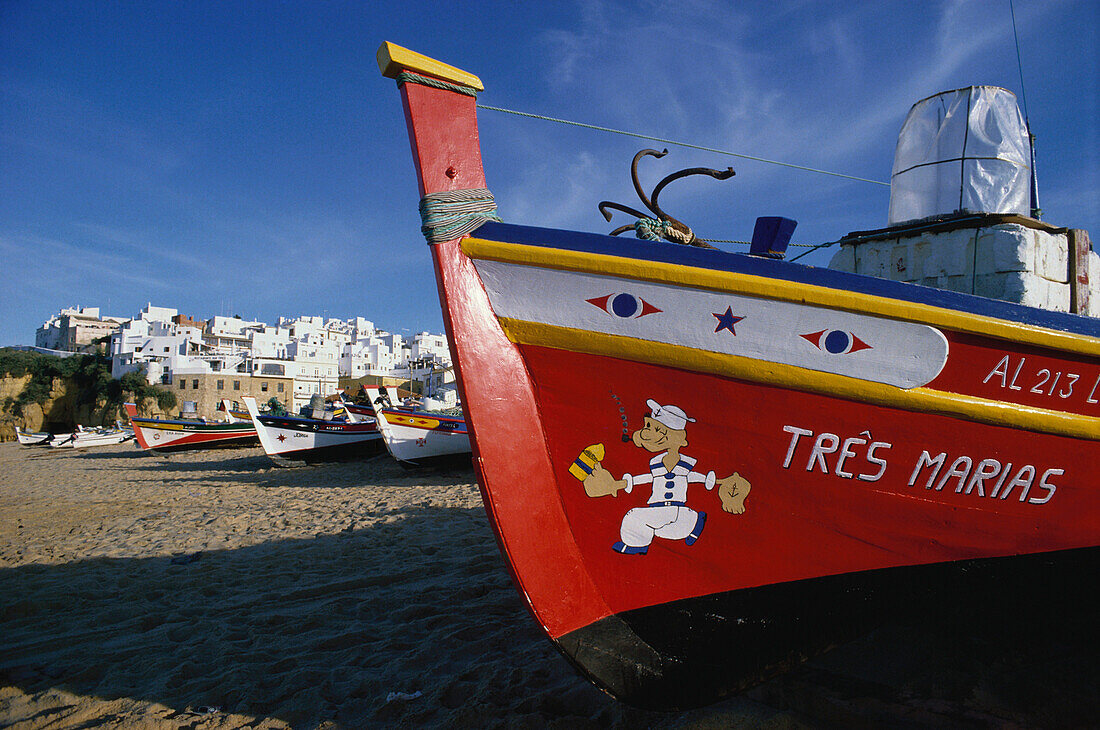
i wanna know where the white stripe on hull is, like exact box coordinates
[474,259,949,390]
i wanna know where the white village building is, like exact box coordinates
[109,305,205,382]
[101,304,452,412]
[36,306,130,353]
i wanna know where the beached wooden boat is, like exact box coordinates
[15,427,54,446]
[377,43,1099,708]
[124,402,259,453]
[358,388,471,467]
[51,424,134,449]
[242,396,383,466]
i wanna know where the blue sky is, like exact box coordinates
[2,0,1096,347]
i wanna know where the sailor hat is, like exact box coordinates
[646,399,696,431]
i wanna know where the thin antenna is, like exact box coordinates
[1009,0,1030,120]
[1010,0,1041,218]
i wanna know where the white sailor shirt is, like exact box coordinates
[622,452,716,506]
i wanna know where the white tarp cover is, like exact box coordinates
[888,86,1031,225]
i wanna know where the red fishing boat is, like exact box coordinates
[377,43,1099,708]
[124,401,258,452]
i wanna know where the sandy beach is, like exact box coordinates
[1,441,1096,729]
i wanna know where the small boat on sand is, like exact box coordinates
[15,427,54,446]
[52,424,134,449]
[243,396,384,466]
[124,401,259,453]
[378,43,1100,708]
[359,388,471,467]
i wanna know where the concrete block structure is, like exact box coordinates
[827,215,1096,317]
[831,86,1097,319]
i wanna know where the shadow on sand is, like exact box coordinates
[71,448,477,491]
[0,506,621,728]
[1,503,1098,727]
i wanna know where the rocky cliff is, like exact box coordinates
[0,375,168,442]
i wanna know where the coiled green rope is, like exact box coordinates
[397,72,499,243]
[633,218,672,241]
[396,71,479,97]
[419,188,502,243]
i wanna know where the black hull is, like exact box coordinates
[146,435,260,453]
[554,546,1100,710]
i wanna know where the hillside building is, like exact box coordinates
[97,305,452,415]
[35,306,129,353]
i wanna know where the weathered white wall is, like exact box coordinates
[827,223,1099,316]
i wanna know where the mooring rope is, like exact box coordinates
[476,104,889,187]
[397,69,843,252]
[396,71,479,97]
[419,188,502,243]
[394,71,886,187]
[698,237,818,248]
[397,73,501,243]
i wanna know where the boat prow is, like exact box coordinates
[243,396,384,466]
[358,387,471,468]
[379,42,1100,708]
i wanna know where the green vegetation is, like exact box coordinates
[116,368,178,413]
[0,348,176,419]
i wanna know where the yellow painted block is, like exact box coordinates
[376,41,484,91]
[568,443,605,481]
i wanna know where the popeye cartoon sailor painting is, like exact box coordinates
[575,399,751,555]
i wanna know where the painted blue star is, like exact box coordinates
[712,306,744,335]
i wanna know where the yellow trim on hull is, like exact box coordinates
[499,318,1100,442]
[387,414,443,429]
[464,237,1100,359]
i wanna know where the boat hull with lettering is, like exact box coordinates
[124,402,259,452]
[242,397,384,466]
[378,43,1100,709]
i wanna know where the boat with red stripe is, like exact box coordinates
[378,43,1099,709]
[124,401,258,452]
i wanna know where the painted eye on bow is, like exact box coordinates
[586,293,662,319]
[800,329,872,354]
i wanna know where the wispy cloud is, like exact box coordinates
[1,78,189,178]
[0,233,176,293]
[501,0,1078,240]
[68,222,199,269]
